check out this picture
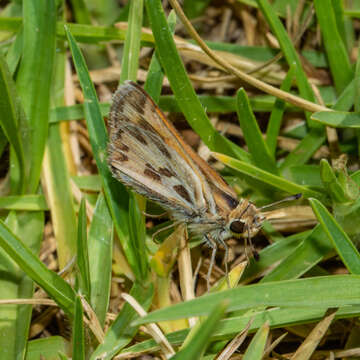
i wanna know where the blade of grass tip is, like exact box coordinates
[242,321,269,360]
[291,309,337,360]
[320,159,348,203]
[65,27,143,279]
[309,198,360,275]
[5,26,23,76]
[15,0,56,193]
[236,88,277,174]
[90,283,154,360]
[144,10,177,102]
[0,218,76,317]
[266,66,295,156]
[145,0,249,161]
[73,296,85,360]
[119,0,144,84]
[76,198,90,300]
[212,152,326,201]
[256,0,319,128]
[88,193,113,328]
[0,53,26,194]
[171,302,228,360]
[311,111,360,129]
[314,0,353,94]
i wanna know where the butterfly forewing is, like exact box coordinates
[108,81,239,224]
[108,82,208,219]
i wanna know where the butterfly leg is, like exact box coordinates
[142,211,168,219]
[217,237,230,288]
[246,225,259,261]
[152,220,181,241]
[205,234,217,291]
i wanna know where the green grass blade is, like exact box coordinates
[242,321,269,360]
[144,10,176,102]
[0,218,75,317]
[266,66,295,156]
[88,193,113,327]
[43,44,78,269]
[72,296,85,360]
[26,337,68,360]
[76,199,90,300]
[70,0,92,24]
[320,159,348,203]
[145,0,248,161]
[5,26,23,75]
[43,122,78,268]
[119,0,143,83]
[355,47,360,156]
[171,302,228,360]
[65,26,147,278]
[0,195,48,211]
[256,0,317,127]
[213,152,325,200]
[2,210,44,359]
[236,88,277,173]
[312,111,360,128]
[289,165,322,188]
[314,0,353,93]
[309,198,360,275]
[15,0,56,193]
[261,224,332,282]
[128,195,149,282]
[280,77,356,174]
[241,231,310,282]
[133,275,360,324]
[91,283,154,360]
[183,0,211,18]
[279,128,326,176]
[0,52,26,194]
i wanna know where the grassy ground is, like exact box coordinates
[1,0,360,359]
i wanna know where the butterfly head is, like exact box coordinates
[226,199,265,239]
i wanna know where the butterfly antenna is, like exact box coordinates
[259,193,302,211]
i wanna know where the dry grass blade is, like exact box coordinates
[290,309,337,360]
[121,293,176,358]
[177,224,197,327]
[80,295,105,343]
[217,318,254,360]
[263,332,288,358]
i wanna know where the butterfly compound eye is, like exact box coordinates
[230,220,245,234]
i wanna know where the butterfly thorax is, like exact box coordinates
[179,198,265,243]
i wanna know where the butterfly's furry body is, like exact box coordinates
[107,81,264,251]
